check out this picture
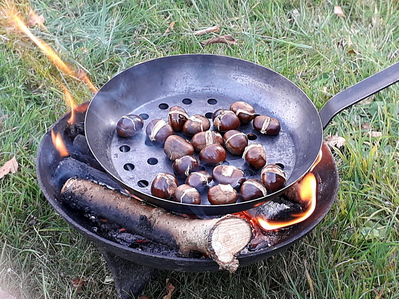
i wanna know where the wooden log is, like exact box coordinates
[61,178,252,273]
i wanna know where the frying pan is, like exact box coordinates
[85,54,399,216]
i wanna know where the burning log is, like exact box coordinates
[61,178,252,273]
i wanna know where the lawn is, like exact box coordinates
[1,0,399,298]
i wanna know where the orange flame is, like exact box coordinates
[62,86,76,125]
[257,173,317,230]
[51,130,69,157]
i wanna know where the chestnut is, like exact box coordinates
[253,115,281,135]
[208,184,238,205]
[212,165,245,189]
[242,143,267,169]
[172,155,200,178]
[116,114,144,138]
[199,144,226,166]
[213,109,240,132]
[173,184,201,204]
[168,106,188,131]
[185,170,212,191]
[240,179,267,201]
[223,130,248,155]
[191,130,223,152]
[151,173,178,199]
[164,135,194,161]
[146,119,174,144]
[230,101,255,123]
[261,164,287,193]
[183,114,210,136]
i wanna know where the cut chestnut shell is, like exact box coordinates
[253,115,281,136]
[151,173,178,199]
[173,184,201,204]
[240,179,267,201]
[212,165,245,189]
[213,109,241,132]
[208,184,238,205]
[183,114,210,136]
[146,119,174,144]
[199,144,226,166]
[230,101,255,123]
[185,170,212,191]
[242,143,267,169]
[224,130,248,155]
[261,164,287,193]
[172,155,200,178]
[191,130,223,152]
[168,106,188,131]
[164,135,194,161]
[116,114,144,138]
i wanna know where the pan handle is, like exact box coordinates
[319,62,399,129]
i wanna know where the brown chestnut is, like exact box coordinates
[212,165,245,189]
[261,164,287,193]
[240,179,267,201]
[151,173,178,199]
[208,184,238,205]
[116,114,144,138]
[213,109,240,132]
[172,155,200,178]
[146,119,174,144]
[242,143,267,169]
[173,184,201,204]
[230,101,255,123]
[253,115,281,135]
[223,130,248,155]
[185,170,212,191]
[199,144,226,166]
[183,114,210,136]
[164,135,194,161]
[168,106,188,131]
[191,130,223,152]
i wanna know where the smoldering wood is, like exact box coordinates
[246,198,303,221]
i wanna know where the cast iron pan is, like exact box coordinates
[85,54,399,216]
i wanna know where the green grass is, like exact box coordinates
[1,0,399,298]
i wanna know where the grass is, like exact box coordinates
[1,0,399,298]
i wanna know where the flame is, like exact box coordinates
[62,86,76,125]
[310,150,323,172]
[257,173,317,230]
[51,130,69,157]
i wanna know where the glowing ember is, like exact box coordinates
[51,130,69,157]
[257,173,317,230]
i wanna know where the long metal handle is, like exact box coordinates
[319,62,399,129]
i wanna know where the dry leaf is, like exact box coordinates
[164,21,176,36]
[369,131,382,137]
[72,277,85,293]
[334,6,345,17]
[325,135,346,148]
[201,34,237,46]
[0,156,18,179]
[28,11,46,29]
[194,25,220,36]
[163,279,175,299]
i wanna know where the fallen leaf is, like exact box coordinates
[0,156,18,179]
[194,25,220,36]
[163,279,175,299]
[164,21,176,36]
[369,131,382,137]
[28,11,46,29]
[325,135,346,148]
[72,277,85,293]
[334,6,345,17]
[201,34,237,46]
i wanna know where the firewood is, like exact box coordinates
[61,178,252,273]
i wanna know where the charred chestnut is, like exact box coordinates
[212,165,245,189]
[116,114,144,138]
[242,143,267,169]
[185,170,212,191]
[164,135,194,161]
[172,155,200,178]
[151,173,178,199]
[183,114,210,137]
[199,144,226,165]
[253,115,281,135]
[146,119,174,144]
[191,130,223,152]
[261,164,287,193]
[168,106,188,131]
[208,184,238,205]
[240,179,267,201]
[230,101,255,123]
[213,109,240,132]
[173,184,201,204]
[224,130,248,155]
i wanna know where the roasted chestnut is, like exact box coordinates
[173,184,201,204]
[191,130,223,152]
[213,109,240,132]
[253,115,281,135]
[164,135,194,161]
[146,119,174,144]
[116,114,144,138]
[230,101,255,123]
[240,179,267,201]
[212,165,245,189]
[151,173,178,199]
[223,130,248,155]
[242,143,267,169]
[208,184,238,205]
[168,106,188,131]
[183,114,210,136]
[172,155,200,178]
[199,144,226,165]
[261,164,287,193]
[185,170,212,191]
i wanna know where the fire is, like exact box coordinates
[51,130,69,157]
[62,86,77,125]
[257,173,317,230]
